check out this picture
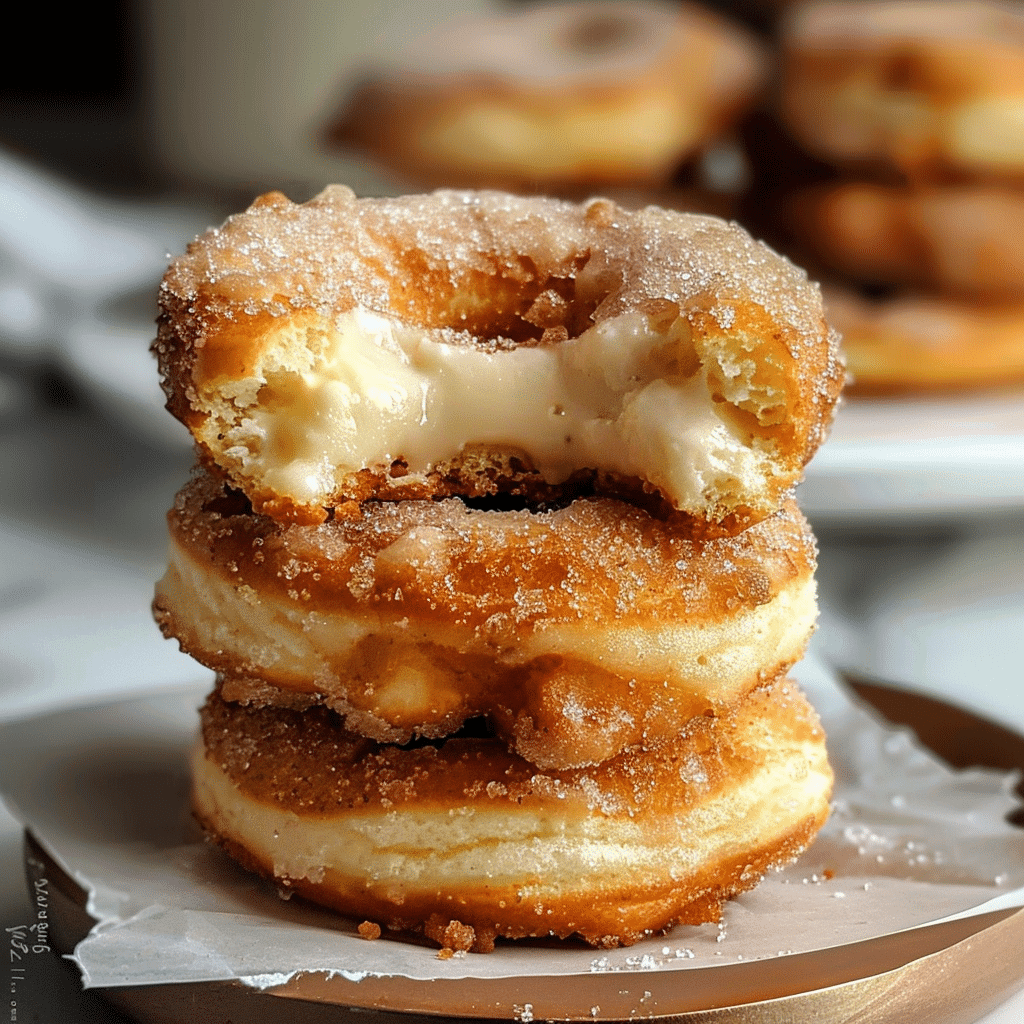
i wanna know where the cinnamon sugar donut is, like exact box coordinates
[155,470,819,770]
[154,186,842,532]
[788,182,1024,299]
[192,679,833,950]
[825,284,1024,392]
[326,1,767,191]
[780,0,1024,182]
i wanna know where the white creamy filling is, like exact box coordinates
[243,308,759,507]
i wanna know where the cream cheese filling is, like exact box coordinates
[226,308,762,509]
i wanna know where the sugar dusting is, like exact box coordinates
[156,186,843,523]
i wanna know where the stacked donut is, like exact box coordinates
[327,0,768,215]
[777,0,1024,392]
[152,186,843,952]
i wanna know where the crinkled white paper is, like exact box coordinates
[1,657,1022,989]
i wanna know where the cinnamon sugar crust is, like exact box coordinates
[155,187,842,531]
[155,470,819,768]
[193,680,833,950]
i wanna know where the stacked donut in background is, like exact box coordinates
[152,185,842,953]
[773,0,1024,392]
[327,0,769,217]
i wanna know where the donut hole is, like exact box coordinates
[199,485,253,519]
[409,249,603,347]
[455,489,583,514]
[560,10,641,57]
[396,716,495,751]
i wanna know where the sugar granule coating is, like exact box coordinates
[424,915,482,954]
[155,186,843,531]
[155,471,819,769]
[193,680,833,950]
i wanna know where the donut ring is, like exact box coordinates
[787,182,1024,300]
[780,0,1024,182]
[327,1,767,191]
[192,680,833,950]
[155,186,842,532]
[824,284,1024,392]
[154,470,819,770]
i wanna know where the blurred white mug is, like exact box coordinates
[141,0,498,199]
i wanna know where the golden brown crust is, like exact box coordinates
[825,284,1024,392]
[193,680,832,950]
[155,186,842,529]
[781,0,1024,181]
[158,470,817,633]
[155,470,818,768]
[788,182,1024,299]
[326,1,767,190]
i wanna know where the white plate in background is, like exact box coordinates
[801,391,1024,523]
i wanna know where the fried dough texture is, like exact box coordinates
[156,471,818,769]
[155,186,842,531]
[193,679,833,950]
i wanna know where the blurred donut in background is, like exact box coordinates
[326,0,767,194]
[321,0,1024,394]
[779,0,1024,183]
[822,284,1024,392]
[767,0,1024,393]
[786,182,1024,300]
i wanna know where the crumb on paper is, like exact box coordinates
[357,920,381,941]
[425,914,476,954]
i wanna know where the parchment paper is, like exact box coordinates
[1,656,1022,990]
